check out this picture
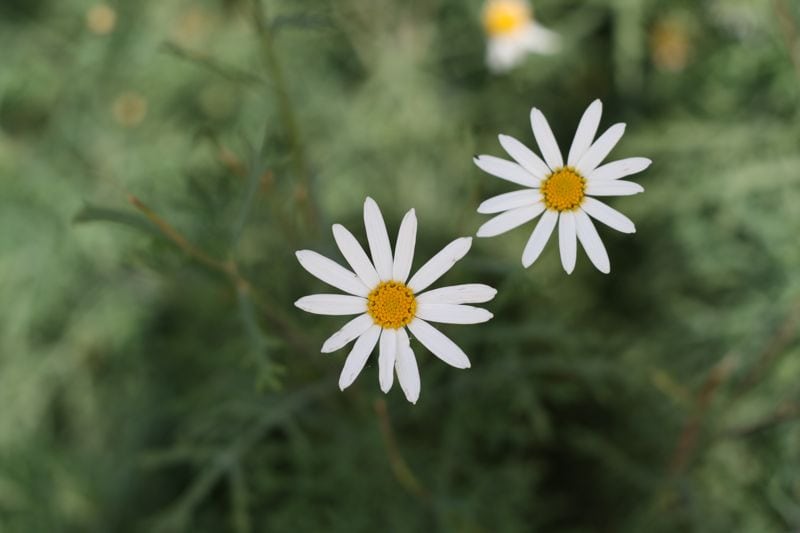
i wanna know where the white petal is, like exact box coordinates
[576,123,626,176]
[477,189,541,214]
[585,180,644,197]
[407,237,472,293]
[332,224,380,288]
[530,107,564,170]
[295,294,367,316]
[363,197,393,281]
[581,198,636,234]
[589,157,651,181]
[407,318,471,369]
[486,37,525,73]
[522,210,558,268]
[339,325,381,390]
[321,313,374,353]
[567,99,602,166]
[476,203,545,238]
[378,328,397,393]
[392,209,417,283]
[473,156,538,187]
[296,250,369,297]
[498,134,550,179]
[415,303,493,325]
[523,23,561,54]
[575,210,610,274]
[558,211,577,274]
[395,328,420,404]
[416,284,497,305]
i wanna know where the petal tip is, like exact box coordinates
[338,375,354,391]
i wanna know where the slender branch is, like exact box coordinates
[774,0,800,84]
[154,382,331,531]
[229,462,252,533]
[211,136,249,178]
[723,402,800,438]
[129,195,229,273]
[733,300,800,398]
[127,195,314,356]
[161,41,264,86]
[668,355,736,475]
[374,398,430,501]
[251,0,319,231]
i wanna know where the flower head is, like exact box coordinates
[482,0,560,73]
[295,198,496,404]
[474,100,650,274]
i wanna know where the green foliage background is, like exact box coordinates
[2,0,800,531]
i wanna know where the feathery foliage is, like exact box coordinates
[1,0,800,531]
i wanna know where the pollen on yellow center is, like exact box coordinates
[482,0,531,37]
[541,168,586,211]
[367,281,417,329]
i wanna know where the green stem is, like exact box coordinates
[251,0,319,232]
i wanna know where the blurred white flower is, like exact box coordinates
[482,0,559,73]
[295,197,496,404]
[474,100,650,274]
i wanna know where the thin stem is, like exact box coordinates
[668,355,736,475]
[251,0,319,231]
[723,402,800,438]
[774,0,800,92]
[374,398,430,501]
[130,195,227,272]
[155,382,331,530]
[733,300,800,398]
[128,195,313,356]
[229,462,252,533]
[161,41,264,86]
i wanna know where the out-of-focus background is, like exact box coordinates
[2,0,800,531]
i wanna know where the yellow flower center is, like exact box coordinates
[367,281,417,329]
[482,0,531,37]
[541,168,586,211]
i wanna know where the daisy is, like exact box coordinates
[474,99,650,274]
[482,0,560,74]
[295,197,496,404]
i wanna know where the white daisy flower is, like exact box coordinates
[482,0,560,74]
[295,197,496,404]
[474,99,650,274]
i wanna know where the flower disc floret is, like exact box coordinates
[541,167,586,211]
[367,281,417,329]
[483,0,530,37]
